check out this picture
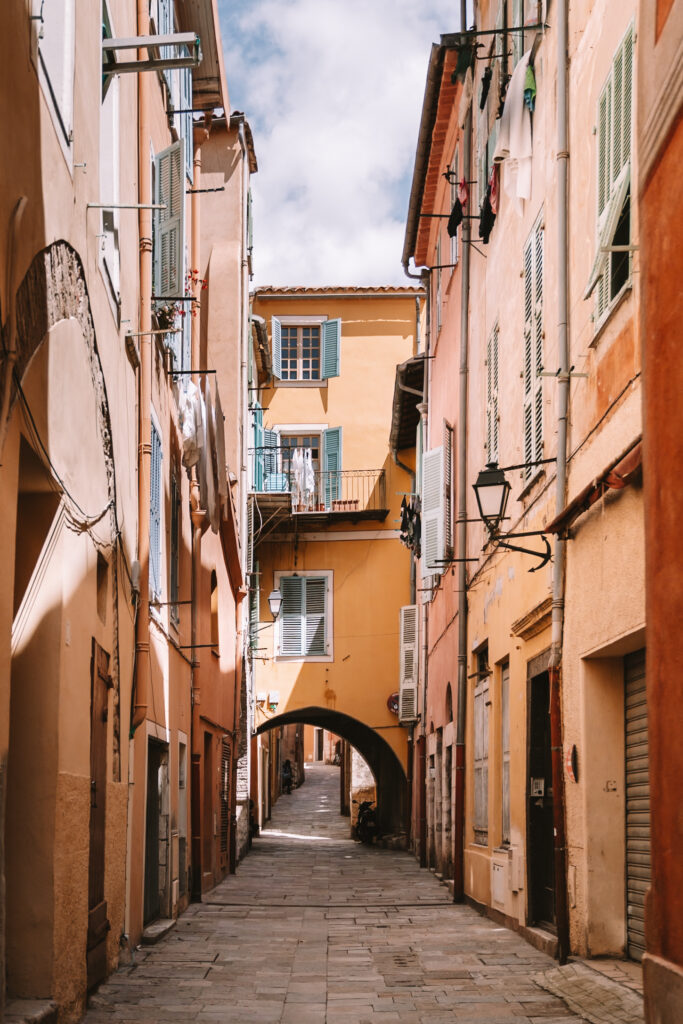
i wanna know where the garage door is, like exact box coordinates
[625,649,649,961]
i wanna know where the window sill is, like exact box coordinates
[590,279,633,348]
[274,379,328,389]
[517,466,546,504]
[275,653,333,664]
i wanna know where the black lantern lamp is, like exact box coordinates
[267,588,283,620]
[473,462,511,535]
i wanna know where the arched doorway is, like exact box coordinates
[257,706,408,834]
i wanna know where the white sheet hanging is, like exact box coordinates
[303,448,315,509]
[493,49,533,213]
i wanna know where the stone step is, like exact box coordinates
[4,1000,59,1024]
[141,918,176,945]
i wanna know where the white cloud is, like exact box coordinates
[219,0,463,286]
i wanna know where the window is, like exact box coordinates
[450,147,459,268]
[501,660,511,845]
[32,0,75,151]
[435,235,442,333]
[101,2,120,308]
[421,425,453,578]
[473,646,490,846]
[180,67,193,182]
[586,26,634,323]
[210,570,219,652]
[276,572,332,660]
[271,318,341,382]
[169,470,180,624]
[157,0,175,93]
[511,0,540,68]
[255,425,342,509]
[486,322,500,463]
[523,214,544,481]
[154,141,185,298]
[150,422,163,599]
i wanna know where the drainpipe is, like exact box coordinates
[416,268,431,869]
[453,0,472,903]
[132,0,152,732]
[549,0,571,964]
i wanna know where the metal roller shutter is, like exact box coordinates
[625,649,649,961]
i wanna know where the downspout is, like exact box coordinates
[417,271,431,869]
[454,3,472,902]
[549,0,571,964]
[132,0,152,732]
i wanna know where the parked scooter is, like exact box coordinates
[356,800,377,844]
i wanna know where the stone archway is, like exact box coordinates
[257,706,408,833]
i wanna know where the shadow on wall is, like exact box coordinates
[257,706,407,833]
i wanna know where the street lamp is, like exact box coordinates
[472,462,511,535]
[267,588,283,620]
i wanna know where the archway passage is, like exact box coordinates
[257,706,407,833]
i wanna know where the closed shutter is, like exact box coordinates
[154,141,185,298]
[501,662,510,844]
[487,323,499,463]
[473,676,490,845]
[625,649,649,962]
[249,558,259,650]
[304,578,327,656]
[220,738,231,853]
[271,318,282,379]
[323,426,342,507]
[443,422,453,559]
[322,319,341,379]
[399,605,419,722]
[263,428,279,488]
[422,447,445,577]
[180,65,193,182]
[149,423,163,598]
[522,217,543,480]
[170,472,180,623]
[280,576,304,656]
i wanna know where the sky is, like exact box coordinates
[218,1,467,287]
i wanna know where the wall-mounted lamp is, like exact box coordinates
[472,460,555,573]
[267,588,283,620]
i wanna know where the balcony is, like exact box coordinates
[248,446,388,538]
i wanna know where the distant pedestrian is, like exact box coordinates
[282,759,292,795]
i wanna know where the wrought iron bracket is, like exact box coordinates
[491,531,551,573]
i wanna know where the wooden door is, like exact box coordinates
[527,672,555,928]
[144,743,162,924]
[87,640,111,989]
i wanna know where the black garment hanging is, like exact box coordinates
[479,186,496,244]
[447,198,463,237]
[479,66,492,110]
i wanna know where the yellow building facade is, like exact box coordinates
[248,287,424,833]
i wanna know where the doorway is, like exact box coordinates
[87,640,111,989]
[527,671,555,928]
[144,740,168,925]
[624,648,649,960]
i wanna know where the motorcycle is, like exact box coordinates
[356,800,378,844]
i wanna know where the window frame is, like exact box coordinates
[450,146,459,269]
[280,323,323,382]
[100,0,121,317]
[149,413,164,604]
[273,570,333,663]
[522,212,544,485]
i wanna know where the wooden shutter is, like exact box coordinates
[522,218,543,480]
[501,662,510,844]
[422,446,445,577]
[625,649,649,961]
[322,319,341,379]
[399,605,419,722]
[251,404,264,490]
[170,472,180,623]
[149,423,162,598]
[304,578,327,656]
[249,558,259,650]
[154,140,185,297]
[246,498,254,577]
[263,428,278,480]
[474,676,490,844]
[280,576,304,656]
[443,421,453,559]
[323,427,342,507]
[487,324,499,463]
[271,318,282,379]
[180,65,193,182]
[220,738,231,854]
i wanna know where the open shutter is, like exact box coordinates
[304,578,327,656]
[399,605,419,722]
[271,317,282,379]
[280,576,304,656]
[522,234,534,479]
[323,427,342,507]
[321,319,341,379]
[443,422,453,558]
[422,447,445,577]
[154,140,185,297]
[487,324,499,463]
[149,424,163,598]
[251,404,264,490]
[263,428,286,491]
[533,222,544,463]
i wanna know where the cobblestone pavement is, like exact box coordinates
[84,765,616,1023]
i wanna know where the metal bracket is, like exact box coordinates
[491,531,552,573]
[102,32,201,75]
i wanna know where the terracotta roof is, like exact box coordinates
[253,286,425,297]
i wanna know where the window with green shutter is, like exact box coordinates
[522,214,544,482]
[277,574,331,659]
[585,25,634,323]
[323,426,342,507]
[271,317,340,382]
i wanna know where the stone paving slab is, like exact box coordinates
[533,962,644,1024]
[83,766,592,1023]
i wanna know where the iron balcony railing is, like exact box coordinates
[248,446,386,513]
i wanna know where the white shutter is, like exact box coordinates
[399,605,419,722]
[422,447,445,577]
[154,141,185,297]
[271,317,282,379]
[37,0,75,145]
[304,578,327,656]
[486,324,499,463]
[522,218,543,480]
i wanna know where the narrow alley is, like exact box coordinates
[81,766,643,1024]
